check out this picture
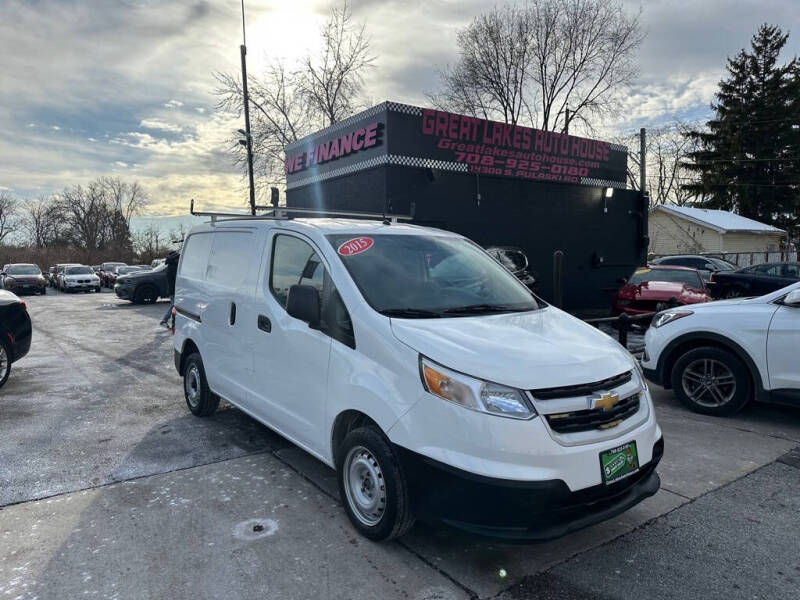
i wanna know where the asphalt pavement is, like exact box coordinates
[1,290,798,599]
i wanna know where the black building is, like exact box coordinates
[285,101,647,316]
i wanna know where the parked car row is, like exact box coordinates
[613,255,800,318]
[91,262,127,288]
[33,262,155,294]
[93,264,149,288]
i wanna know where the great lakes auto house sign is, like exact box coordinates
[284,101,628,190]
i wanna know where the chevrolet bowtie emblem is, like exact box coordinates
[593,392,619,411]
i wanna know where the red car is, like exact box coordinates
[613,265,711,315]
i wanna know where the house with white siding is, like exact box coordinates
[649,205,786,256]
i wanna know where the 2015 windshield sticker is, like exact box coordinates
[338,237,374,256]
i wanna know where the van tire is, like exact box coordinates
[337,426,415,541]
[183,353,220,417]
[670,346,751,416]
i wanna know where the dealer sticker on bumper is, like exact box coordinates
[600,441,639,484]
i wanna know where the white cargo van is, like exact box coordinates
[173,215,663,541]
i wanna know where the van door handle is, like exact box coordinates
[257,314,271,333]
[229,302,236,326]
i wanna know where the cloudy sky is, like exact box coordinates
[1,0,799,221]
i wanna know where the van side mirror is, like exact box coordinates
[783,289,800,307]
[286,284,321,327]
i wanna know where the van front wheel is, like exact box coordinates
[337,427,415,541]
[183,353,220,417]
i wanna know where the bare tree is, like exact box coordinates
[0,191,17,244]
[215,0,374,194]
[168,223,188,244]
[21,195,62,248]
[217,61,313,192]
[100,177,147,225]
[57,181,107,251]
[431,0,643,132]
[133,224,169,265]
[299,0,375,127]
[619,123,701,206]
[431,4,534,124]
[56,177,145,254]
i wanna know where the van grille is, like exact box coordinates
[530,371,632,400]
[545,394,641,434]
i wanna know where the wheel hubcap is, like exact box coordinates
[343,446,386,527]
[682,358,736,407]
[0,345,7,381]
[185,365,201,408]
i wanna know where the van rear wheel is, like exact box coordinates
[183,353,220,417]
[337,427,415,541]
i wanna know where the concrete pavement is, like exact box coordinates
[2,291,799,599]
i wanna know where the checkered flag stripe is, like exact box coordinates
[286,154,391,190]
[386,102,423,116]
[286,154,473,189]
[609,142,628,152]
[387,155,469,172]
[286,103,389,151]
[580,177,627,189]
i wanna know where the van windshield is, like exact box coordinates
[327,234,538,317]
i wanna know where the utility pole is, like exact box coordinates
[564,107,570,135]
[639,127,646,194]
[639,128,649,263]
[240,0,256,215]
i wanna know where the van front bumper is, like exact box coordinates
[394,436,663,541]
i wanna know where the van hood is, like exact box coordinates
[389,307,633,390]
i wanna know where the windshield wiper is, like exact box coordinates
[441,304,535,315]
[379,308,444,319]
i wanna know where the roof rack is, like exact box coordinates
[190,199,414,224]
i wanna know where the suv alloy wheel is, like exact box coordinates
[671,346,751,415]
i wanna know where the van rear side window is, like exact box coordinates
[180,232,213,280]
[207,230,253,287]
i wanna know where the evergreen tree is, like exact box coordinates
[683,24,799,238]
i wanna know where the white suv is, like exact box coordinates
[643,283,800,415]
[173,217,663,541]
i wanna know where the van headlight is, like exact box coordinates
[420,356,536,420]
[631,358,648,392]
